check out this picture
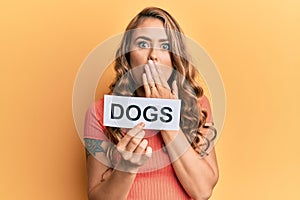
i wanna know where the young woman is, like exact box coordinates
[84,7,218,200]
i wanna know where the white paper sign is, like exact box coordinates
[103,95,181,130]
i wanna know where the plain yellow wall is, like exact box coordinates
[1,0,300,199]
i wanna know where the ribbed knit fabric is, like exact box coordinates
[84,96,212,200]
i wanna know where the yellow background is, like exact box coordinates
[1,0,300,199]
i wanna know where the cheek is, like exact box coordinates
[129,51,146,87]
[160,52,172,67]
[129,51,148,68]
[160,53,173,79]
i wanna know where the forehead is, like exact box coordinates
[137,17,164,28]
[131,18,168,40]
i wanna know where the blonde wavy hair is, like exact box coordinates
[105,7,216,156]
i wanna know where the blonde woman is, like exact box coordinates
[84,7,218,200]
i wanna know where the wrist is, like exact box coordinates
[115,159,140,174]
[160,130,179,143]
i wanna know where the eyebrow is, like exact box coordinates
[134,36,169,43]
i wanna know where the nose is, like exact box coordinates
[148,48,158,62]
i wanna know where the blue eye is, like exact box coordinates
[138,41,150,48]
[161,43,170,50]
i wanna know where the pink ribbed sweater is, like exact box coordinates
[84,96,212,200]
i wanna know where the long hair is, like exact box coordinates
[105,7,216,157]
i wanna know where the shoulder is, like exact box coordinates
[84,97,108,140]
[86,98,105,121]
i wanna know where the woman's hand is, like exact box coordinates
[115,122,152,173]
[142,60,178,99]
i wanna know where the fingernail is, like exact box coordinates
[146,146,152,156]
[140,139,148,148]
[139,122,145,127]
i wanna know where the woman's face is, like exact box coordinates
[129,17,173,87]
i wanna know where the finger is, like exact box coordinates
[137,146,152,165]
[145,64,157,94]
[142,73,151,97]
[130,139,148,163]
[148,60,162,86]
[145,64,155,87]
[117,122,144,150]
[172,80,178,99]
[133,139,148,154]
[145,146,152,158]
[126,130,145,152]
[155,64,171,90]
